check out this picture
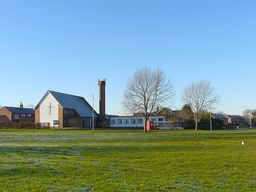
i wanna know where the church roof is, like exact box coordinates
[48,90,98,118]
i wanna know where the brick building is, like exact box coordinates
[35,90,98,128]
[225,115,246,125]
[0,103,35,122]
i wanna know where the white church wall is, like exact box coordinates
[39,92,59,126]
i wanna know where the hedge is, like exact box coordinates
[0,122,50,129]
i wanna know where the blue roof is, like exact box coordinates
[5,107,35,114]
[212,113,227,119]
[49,90,98,118]
[226,115,245,120]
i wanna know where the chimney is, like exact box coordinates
[98,79,106,119]
[20,102,23,109]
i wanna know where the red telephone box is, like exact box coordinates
[147,120,154,131]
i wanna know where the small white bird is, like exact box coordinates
[242,141,245,145]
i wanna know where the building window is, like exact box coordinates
[21,114,26,117]
[151,118,156,121]
[138,118,143,124]
[69,119,74,124]
[27,114,31,117]
[111,119,116,124]
[124,119,129,124]
[53,120,59,126]
[117,119,122,124]
[15,114,19,119]
[131,119,136,124]
[158,118,164,121]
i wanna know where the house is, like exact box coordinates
[225,115,246,125]
[211,113,228,125]
[0,103,35,122]
[35,90,98,128]
[154,108,184,125]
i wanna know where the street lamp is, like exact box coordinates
[243,106,252,129]
[210,102,212,131]
[249,116,252,129]
[92,95,95,130]
[203,99,213,131]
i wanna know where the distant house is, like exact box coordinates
[211,113,228,125]
[0,103,35,122]
[225,115,246,125]
[154,108,184,125]
[35,90,98,128]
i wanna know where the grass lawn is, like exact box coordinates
[0,129,256,191]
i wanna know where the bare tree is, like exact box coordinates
[242,109,256,128]
[26,104,35,109]
[122,67,175,132]
[181,80,220,131]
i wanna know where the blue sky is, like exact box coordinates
[1,0,255,115]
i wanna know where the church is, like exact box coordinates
[35,90,98,128]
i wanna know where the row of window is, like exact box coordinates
[63,109,74,115]
[111,118,143,125]
[14,114,32,119]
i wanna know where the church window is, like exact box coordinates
[53,120,59,126]
[69,119,74,124]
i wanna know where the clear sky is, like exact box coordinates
[1,0,255,115]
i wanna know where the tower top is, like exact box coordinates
[98,78,106,85]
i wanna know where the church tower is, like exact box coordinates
[98,79,106,119]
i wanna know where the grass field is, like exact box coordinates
[0,129,256,191]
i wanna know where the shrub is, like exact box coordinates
[0,122,51,129]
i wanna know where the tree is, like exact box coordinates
[200,112,222,125]
[122,67,175,132]
[181,104,194,124]
[26,104,35,109]
[242,109,256,127]
[181,80,220,131]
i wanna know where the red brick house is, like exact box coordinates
[225,115,246,125]
[211,113,228,125]
[0,103,35,122]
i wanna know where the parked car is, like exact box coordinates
[175,127,184,130]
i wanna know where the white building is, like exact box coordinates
[110,116,165,127]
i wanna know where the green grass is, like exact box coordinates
[0,129,256,191]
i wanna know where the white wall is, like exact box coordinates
[110,116,165,127]
[39,92,59,126]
